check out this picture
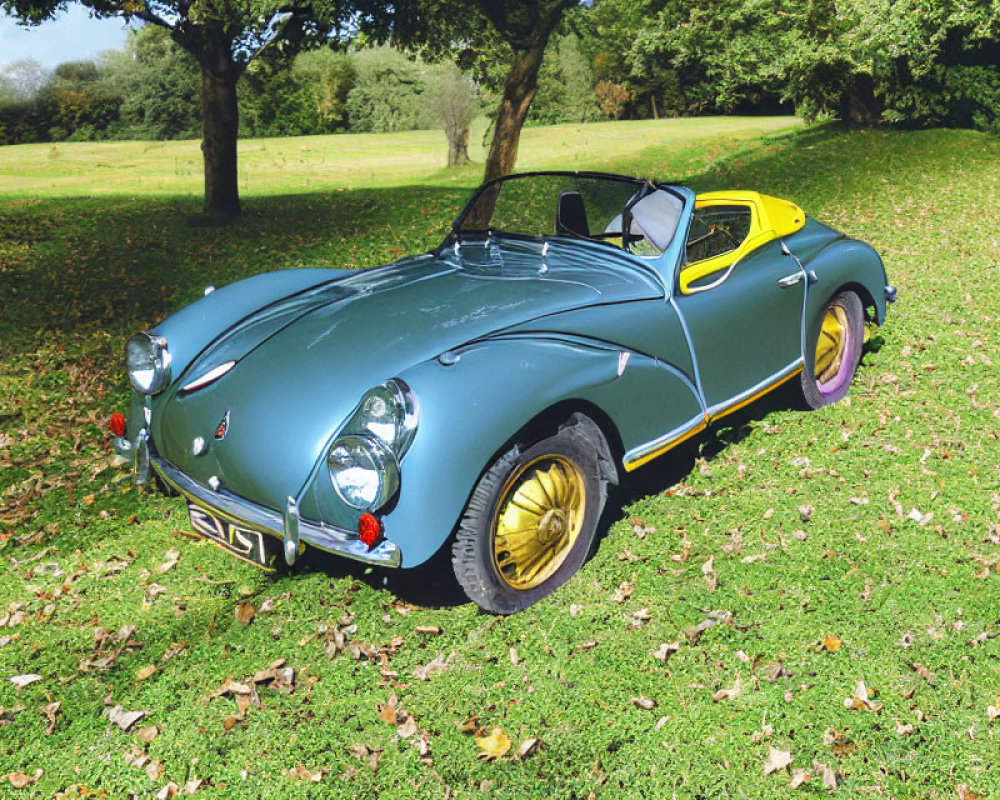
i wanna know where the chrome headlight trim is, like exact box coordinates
[126,332,171,396]
[327,434,400,511]
[346,379,419,459]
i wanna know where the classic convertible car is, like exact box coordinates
[111,171,894,613]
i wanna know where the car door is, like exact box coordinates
[671,197,805,417]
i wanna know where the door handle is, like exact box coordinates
[777,272,803,288]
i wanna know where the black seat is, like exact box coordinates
[556,191,590,238]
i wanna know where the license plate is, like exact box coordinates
[187,502,279,570]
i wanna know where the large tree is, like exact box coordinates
[3,0,356,217]
[384,0,578,182]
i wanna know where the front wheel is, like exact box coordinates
[452,418,609,614]
[801,289,864,409]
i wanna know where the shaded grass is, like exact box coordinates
[2,120,1000,799]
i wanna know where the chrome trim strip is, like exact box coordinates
[150,455,402,568]
[134,429,150,486]
[623,413,706,467]
[706,359,804,419]
[181,360,236,392]
[668,295,708,416]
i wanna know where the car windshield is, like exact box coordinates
[453,172,684,257]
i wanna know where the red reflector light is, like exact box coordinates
[358,513,382,549]
[109,412,126,438]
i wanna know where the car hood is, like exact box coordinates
[152,239,662,508]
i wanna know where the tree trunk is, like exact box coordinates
[448,128,471,167]
[482,42,547,184]
[650,94,659,120]
[200,52,241,218]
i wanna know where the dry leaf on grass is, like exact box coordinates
[763,746,793,776]
[611,581,634,603]
[9,674,42,689]
[138,725,159,743]
[235,603,255,626]
[517,738,540,759]
[136,665,157,682]
[107,705,147,731]
[284,764,326,782]
[413,653,452,681]
[156,550,179,574]
[813,759,838,791]
[3,770,42,788]
[816,635,842,653]
[652,641,680,662]
[844,680,882,712]
[789,768,811,789]
[986,705,1000,722]
[415,625,442,636]
[40,701,60,735]
[702,556,717,592]
[713,676,742,703]
[475,728,511,761]
[630,696,656,710]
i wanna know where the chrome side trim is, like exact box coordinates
[134,429,150,486]
[706,359,803,419]
[283,497,300,567]
[623,413,707,470]
[150,455,402,568]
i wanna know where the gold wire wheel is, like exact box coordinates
[491,455,587,591]
[815,304,848,383]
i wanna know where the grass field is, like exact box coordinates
[2,116,1000,799]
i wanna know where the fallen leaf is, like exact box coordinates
[844,680,882,712]
[652,641,680,662]
[40,701,60,735]
[155,782,178,800]
[3,770,42,788]
[235,604,255,626]
[156,550,180,574]
[789,768,811,788]
[138,725,159,743]
[987,705,1000,722]
[509,646,519,666]
[763,745,793,776]
[798,505,814,523]
[182,778,204,794]
[630,696,656,710]
[9,674,42,689]
[475,728,511,761]
[284,764,325,781]
[518,738,540,759]
[413,653,451,681]
[702,557,717,592]
[108,705,147,732]
[910,662,936,686]
[819,635,842,653]
[396,714,418,739]
[136,665,157,682]
[415,625,442,636]
[895,720,915,735]
[611,581,633,603]
[713,676,742,702]
[813,759,838,791]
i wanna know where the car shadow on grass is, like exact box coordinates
[292,383,803,612]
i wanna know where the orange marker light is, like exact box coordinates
[109,412,126,438]
[358,513,382,549]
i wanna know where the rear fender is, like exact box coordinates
[805,240,888,328]
[380,336,702,566]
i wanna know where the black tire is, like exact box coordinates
[801,289,864,409]
[452,417,609,614]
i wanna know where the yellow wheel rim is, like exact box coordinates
[815,305,847,383]
[491,455,586,591]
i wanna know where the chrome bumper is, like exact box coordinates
[149,454,402,568]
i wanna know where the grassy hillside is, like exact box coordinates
[2,118,999,799]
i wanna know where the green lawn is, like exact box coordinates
[2,117,999,799]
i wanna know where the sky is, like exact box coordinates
[0,6,134,70]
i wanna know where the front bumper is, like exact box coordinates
[149,453,402,569]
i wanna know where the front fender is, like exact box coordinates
[382,336,703,567]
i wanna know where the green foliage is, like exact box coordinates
[529,33,597,124]
[345,45,428,133]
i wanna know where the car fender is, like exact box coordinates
[151,268,350,378]
[805,239,888,328]
[378,335,703,567]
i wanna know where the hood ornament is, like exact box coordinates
[214,411,230,440]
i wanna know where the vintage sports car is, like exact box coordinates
[111,171,895,613]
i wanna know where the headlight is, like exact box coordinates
[326,379,417,511]
[350,380,418,455]
[327,434,399,510]
[126,332,171,395]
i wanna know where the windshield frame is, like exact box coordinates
[442,170,685,255]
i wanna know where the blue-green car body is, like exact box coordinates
[116,172,892,577]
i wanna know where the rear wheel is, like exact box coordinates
[452,418,609,614]
[801,290,864,409]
